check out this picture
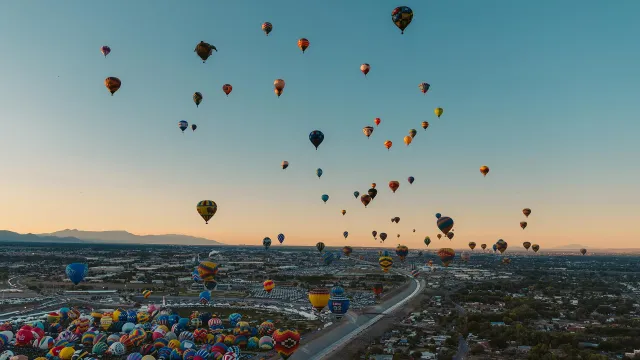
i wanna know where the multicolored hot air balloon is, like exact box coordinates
[384,140,393,150]
[263,237,271,250]
[309,130,324,150]
[523,241,531,251]
[272,329,300,359]
[142,290,152,299]
[360,63,370,77]
[104,77,121,95]
[391,6,413,34]
[66,263,88,285]
[374,118,381,126]
[419,82,430,94]
[520,221,528,230]
[360,194,371,207]
[363,126,374,138]
[435,108,443,118]
[409,129,417,139]
[341,209,346,216]
[194,41,217,63]
[196,200,217,224]
[421,121,429,130]
[480,166,490,177]
[100,45,111,57]
[403,136,413,146]
[193,92,203,107]
[395,245,409,262]
[316,168,323,179]
[199,291,211,304]
[378,252,393,272]
[424,236,431,247]
[222,84,233,96]
[274,79,285,97]
[523,208,532,217]
[496,239,508,254]
[580,248,587,255]
[179,120,188,132]
[297,38,310,53]
[328,296,350,320]
[308,288,330,311]
[468,242,476,250]
[408,176,415,184]
[532,244,540,253]
[261,22,273,36]
[277,233,285,244]
[342,246,352,257]
[389,181,400,193]
[437,248,455,267]
[263,280,275,293]
[281,161,289,170]
[321,194,329,203]
[436,214,454,235]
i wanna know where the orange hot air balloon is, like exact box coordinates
[374,118,381,127]
[384,140,392,150]
[360,63,370,77]
[522,208,532,217]
[104,77,121,96]
[371,183,377,188]
[388,181,400,193]
[360,194,372,207]
[437,234,442,240]
[468,242,476,250]
[403,136,412,146]
[480,165,490,177]
[274,79,285,97]
[222,84,233,96]
[341,210,346,216]
[298,38,310,53]
[421,121,429,130]
[520,221,527,230]
[481,243,487,250]
[263,279,275,293]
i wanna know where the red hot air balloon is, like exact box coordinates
[297,38,310,53]
[360,194,372,207]
[388,181,400,193]
[360,63,370,77]
[374,118,381,127]
[222,84,233,96]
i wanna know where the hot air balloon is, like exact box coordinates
[277,233,285,244]
[222,84,233,96]
[297,38,310,53]
[409,129,417,139]
[395,245,409,262]
[100,45,111,57]
[321,194,329,203]
[193,92,203,107]
[342,246,352,257]
[66,263,88,285]
[343,231,349,239]
[421,121,429,130]
[403,136,413,146]
[261,22,273,36]
[191,124,197,132]
[328,295,350,320]
[281,161,289,170]
[374,118,381,127]
[196,200,218,224]
[523,241,531,251]
[197,261,219,280]
[263,237,271,250]
[447,232,454,240]
[496,239,508,254]
[368,187,378,200]
[104,77,121,96]
[532,244,540,253]
[419,82,430,94]
[394,217,400,223]
[353,191,360,199]
[520,221,528,230]
[434,108,443,118]
[468,242,476,250]
[481,244,487,251]
[360,194,371,207]
[437,248,455,267]
[424,237,431,247]
[380,233,388,242]
[378,252,393,272]
[436,214,454,235]
[580,248,587,255]
[263,280,275,293]
[372,284,383,298]
[389,181,400,193]
[308,288,330,311]
[316,168,323,179]
[384,140,393,150]
[461,251,471,262]
[316,242,325,253]
[142,289,152,299]
[309,130,324,150]
[272,329,300,359]
[408,176,415,184]
[199,291,211,304]
[391,6,413,34]
[179,120,188,132]
[480,166,490,177]
[194,41,217,63]
[372,231,378,239]
[492,244,498,253]
[360,63,370,77]
[437,234,442,240]
[274,79,285,97]
[523,208,532,217]
[502,258,511,265]
[362,126,374,138]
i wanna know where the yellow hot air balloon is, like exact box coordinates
[196,200,218,224]
[308,288,330,311]
[100,316,113,331]
[434,107,443,118]
[480,166,490,177]
[403,136,412,146]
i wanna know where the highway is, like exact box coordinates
[289,274,423,360]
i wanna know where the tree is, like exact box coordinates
[411,351,423,359]
[470,344,485,355]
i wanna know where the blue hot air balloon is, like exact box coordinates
[328,296,350,319]
[277,233,285,244]
[316,168,323,179]
[65,263,88,285]
[199,291,211,304]
[343,231,349,239]
[192,267,202,282]
[309,130,324,150]
[321,194,329,203]
[492,244,498,253]
[330,286,345,297]
[322,252,335,265]
[353,191,360,199]
[178,120,188,132]
[228,313,242,327]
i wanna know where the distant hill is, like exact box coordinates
[39,229,223,246]
[551,244,588,249]
[0,230,85,243]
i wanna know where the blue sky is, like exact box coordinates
[0,1,638,249]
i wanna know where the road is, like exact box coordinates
[289,274,422,360]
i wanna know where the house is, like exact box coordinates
[490,322,506,327]
[420,351,436,359]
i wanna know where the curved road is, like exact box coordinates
[290,274,422,360]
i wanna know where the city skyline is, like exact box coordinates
[0,1,638,249]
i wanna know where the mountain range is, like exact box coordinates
[0,229,223,246]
